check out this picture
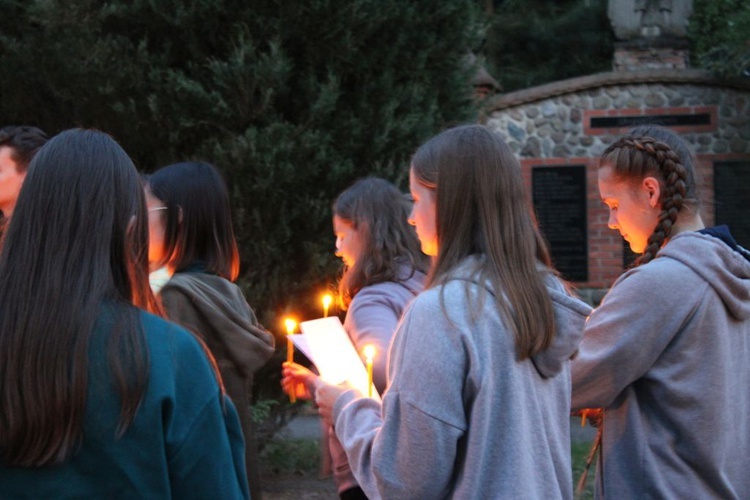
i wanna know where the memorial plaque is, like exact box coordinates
[532,166,588,282]
[590,113,711,130]
[714,161,750,249]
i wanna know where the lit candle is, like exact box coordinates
[363,344,376,398]
[284,318,297,403]
[322,294,333,318]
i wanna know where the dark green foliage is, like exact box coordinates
[690,0,750,78]
[0,0,483,433]
[260,437,320,475]
[483,0,614,92]
[0,0,481,321]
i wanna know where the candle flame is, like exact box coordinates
[322,294,333,308]
[363,344,376,361]
[284,318,297,336]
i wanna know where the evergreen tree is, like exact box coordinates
[0,0,483,319]
[482,0,614,92]
[0,0,484,432]
[690,0,750,78]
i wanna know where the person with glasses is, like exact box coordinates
[144,161,274,499]
[0,129,248,498]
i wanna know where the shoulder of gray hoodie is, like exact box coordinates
[331,256,592,500]
[344,268,426,393]
[330,269,426,494]
[571,231,750,499]
[160,272,275,377]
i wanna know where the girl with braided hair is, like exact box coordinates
[571,125,750,498]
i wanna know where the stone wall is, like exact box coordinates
[482,69,750,299]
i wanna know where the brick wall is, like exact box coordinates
[484,70,750,298]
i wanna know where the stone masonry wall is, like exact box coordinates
[482,70,750,301]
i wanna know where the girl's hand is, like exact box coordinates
[314,380,354,426]
[572,408,603,428]
[281,362,318,400]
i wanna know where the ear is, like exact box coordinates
[642,176,661,208]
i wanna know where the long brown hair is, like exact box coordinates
[411,124,556,359]
[0,129,157,466]
[600,125,698,265]
[334,177,428,308]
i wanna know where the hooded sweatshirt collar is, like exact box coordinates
[698,225,750,262]
[659,230,750,321]
[162,272,275,376]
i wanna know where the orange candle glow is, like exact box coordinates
[322,294,333,318]
[284,318,297,403]
[363,345,376,398]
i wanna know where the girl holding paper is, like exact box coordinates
[283,176,427,500]
[144,161,274,500]
[309,125,592,499]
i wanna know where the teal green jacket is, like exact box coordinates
[0,307,249,499]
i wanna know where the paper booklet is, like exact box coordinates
[290,316,380,401]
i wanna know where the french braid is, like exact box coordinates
[601,135,689,266]
[578,128,694,496]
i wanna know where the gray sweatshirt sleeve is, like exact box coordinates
[345,286,401,394]
[571,260,706,410]
[332,296,467,499]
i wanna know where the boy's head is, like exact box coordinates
[0,126,49,217]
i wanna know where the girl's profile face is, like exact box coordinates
[598,164,661,254]
[145,187,168,271]
[408,167,438,257]
[333,215,363,268]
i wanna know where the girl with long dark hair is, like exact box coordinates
[0,130,248,498]
[145,160,274,499]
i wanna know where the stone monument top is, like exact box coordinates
[609,0,693,40]
[608,0,693,71]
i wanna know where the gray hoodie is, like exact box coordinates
[331,256,592,499]
[571,231,750,499]
[331,269,426,494]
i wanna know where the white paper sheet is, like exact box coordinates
[291,316,380,400]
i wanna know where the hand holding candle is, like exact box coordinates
[322,293,333,318]
[281,362,317,400]
[363,344,376,398]
[284,318,297,403]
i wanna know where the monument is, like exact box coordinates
[608,0,693,71]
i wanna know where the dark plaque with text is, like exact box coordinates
[590,113,711,130]
[532,166,588,282]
